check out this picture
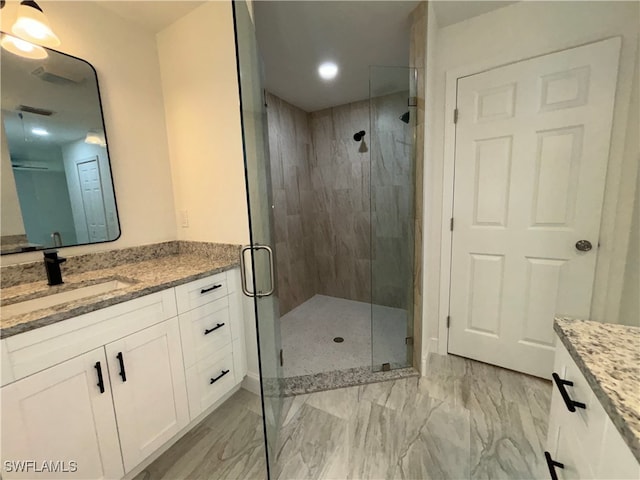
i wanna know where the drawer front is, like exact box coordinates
[185,345,235,420]
[180,297,232,368]
[552,342,607,461]
[175,272,229,313]
[550,421,595,480]
[595,419,640,479]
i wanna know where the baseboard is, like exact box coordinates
[242,371,261,395]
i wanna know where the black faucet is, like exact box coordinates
[43,249,66,286]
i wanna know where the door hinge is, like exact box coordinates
[446,316,451,328]
[450,218,454,231]
[453,108,459,124]
[405,336,414,345]
[279,349,283,366]
[263,89,268,108]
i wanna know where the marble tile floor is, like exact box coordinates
[135,353,552,480]
[280,295,408,378]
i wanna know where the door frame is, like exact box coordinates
[437,36,625,355]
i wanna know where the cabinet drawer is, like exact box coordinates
[550,421,595,480]
[552,342,607,460]
[175,272,229,313]
[179,297,232,368]
[185,345,235,420]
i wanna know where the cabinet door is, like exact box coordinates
[0,348,123,479]
[106,317,189,473]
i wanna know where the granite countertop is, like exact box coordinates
[0,243,241,339]
[554,317,640,463]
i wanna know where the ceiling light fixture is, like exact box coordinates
[0,33,47,60]
[31,127,49,136]
[318,61,339,81]
[85,129,106,147]
[11,0,60,47]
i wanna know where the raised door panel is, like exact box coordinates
[106,317,188,473]
[0,348,123,479]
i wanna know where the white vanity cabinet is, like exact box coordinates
[0,267,247,479]
[546,340,640,479]
[0,348,124,479]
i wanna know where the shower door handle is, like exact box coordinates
[240,244,275,298]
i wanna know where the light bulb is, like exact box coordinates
[0,33,48,60]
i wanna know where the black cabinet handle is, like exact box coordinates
[116,352,127,382]
[210,369,230,384]
[204,323,225,335]
[552,372,586,412]
[544,451,564,480]
[95,361,105,394]
[201,284,222,294]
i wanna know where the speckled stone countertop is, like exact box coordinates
[0,242,241,339]
[554,317,640,463]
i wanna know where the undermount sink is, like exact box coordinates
[2,280,133,317]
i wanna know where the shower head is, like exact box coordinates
[400,111,410,124]
[353,130,366,142]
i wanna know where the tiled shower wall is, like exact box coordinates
[266,93,317,314]
[308,100,372,304]
[268,91,416,315]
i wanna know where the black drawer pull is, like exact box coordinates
[201,284,222,294]
[552,372,586,412]
[210,369,230,384]
[95,361,105,394]
[544,451,564,480]
[204,323,225,335]
[116,352,127,382]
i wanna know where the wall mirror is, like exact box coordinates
[0,33,120,255]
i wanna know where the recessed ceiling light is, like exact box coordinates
[318,62,338,80]
[31,127,49,136]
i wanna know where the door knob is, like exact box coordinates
[575,240,593,252]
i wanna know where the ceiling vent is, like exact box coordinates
[17,104,55,116]
[31,65,84,85]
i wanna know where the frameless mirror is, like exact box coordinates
[0,33,120,255]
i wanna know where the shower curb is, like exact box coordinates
[280,366,420,397]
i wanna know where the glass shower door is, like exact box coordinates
[232,2,282,478]
[369,66,417,371]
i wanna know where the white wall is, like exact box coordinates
[62,140,119,244]
[423,1,640,359]
[156,2,256,378]
[0,1,177,265]
[157,1,250,246]
[619,165,639,327]
[0,114,25,237]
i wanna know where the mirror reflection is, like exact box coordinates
[1,33,119,254]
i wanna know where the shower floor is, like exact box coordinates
[280,294,409,378]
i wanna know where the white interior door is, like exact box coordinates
[77,158,108,242]
[448,38,621,378]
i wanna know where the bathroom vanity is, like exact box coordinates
[0,243,247,479]
[546,318,640,479]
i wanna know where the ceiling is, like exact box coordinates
[1,46,105,162]
[95,1,205,33]
[255,1,420,112]
[432,1,517,27]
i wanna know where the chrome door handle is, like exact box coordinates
[575,240,593,252]
[240,244,275,298]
